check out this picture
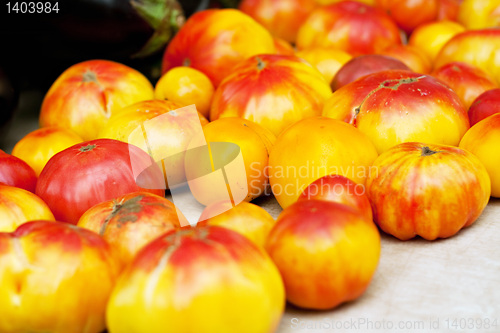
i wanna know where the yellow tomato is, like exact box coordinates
[269,116,378,209]
[155,67,214,118]
[296,48,352,84]
[408,20,465,63]
[458,0,500,29]
[198,201,276,247]
[12,127,83,176]
[0,184,55,232]
[459,113,500,197]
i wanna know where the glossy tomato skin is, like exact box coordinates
[162,9,275,87]
[0,149,37,193]
[11,127,83,177]
[78,192,186,264]
[435,29,500,85]
[0,220,121,333]
[331,54,410,91]
[460,113,500,197]
[468,89,500,126]
[0,184,55,232]
[296,1,401,56]
[366,142,491,240]
[375,0,439,34]
[265,200,380,310]
[432,62,498,109]
[39,60,154,140]
[239,0,317,43]
[323,70,470,154]
[210,54,332,136]
[106,226,285,333]
[35,139,165,224]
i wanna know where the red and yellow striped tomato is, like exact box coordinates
[435,29,500,85]
[39,60,154,140]
[431,62,498,109]
[78,192,186,264]
[0,184,54,232]
[162,9,275,87]
[323,70,470,154]
[239,0,317,43]
[106,227,285,333]
[460,113,500,198]
[296,1,401,55]
[266,200,380,309]
[366,142,491,240]
[210,54,332,136]
[0,221,121,333]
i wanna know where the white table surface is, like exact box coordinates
[252,195,500,333]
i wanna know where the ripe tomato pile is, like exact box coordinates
[1,0,500,332]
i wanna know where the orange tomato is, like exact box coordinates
[379,45,432,74]
[12,127,83,176]
[198,201,275,247]
[269,116,378,209]
[296,48,352,84]
[273,38,295,56]
[185,117,276,206]
[39,60,154,140]
[162,9,275,87]
[408,20,465,63]
[458,0,500,29]
[460,113,500,197]
[210,54,332,136]
[239,0,317,43]
[0,184,54,232]
[154,67,214,118]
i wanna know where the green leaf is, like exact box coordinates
[130,0,185,58]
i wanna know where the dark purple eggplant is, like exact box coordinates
[0,0,210,89]
[0,67,18,137]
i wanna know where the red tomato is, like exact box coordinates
[376,0,439,34]
[35,139,165,224]
[0,149,37,192]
